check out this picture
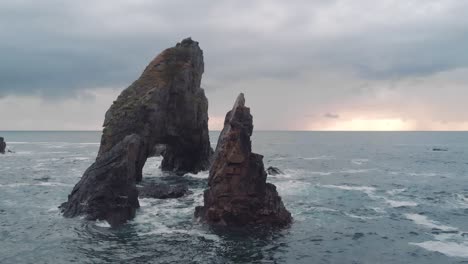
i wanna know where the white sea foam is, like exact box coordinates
[351,159,369,166]
[72,157,91,161]
[301,155,335,160]
[0,182,72,188]
[384,199,418,208]
[321,184,376,195]
[275,180,312,194]
[340,168,376,174]
[371,207,387,214]
[345,213,381,220]
[95,220,111,228]
[321,185,418,208]
[410,241,468,258]
[309,171,333,176]
[185,171,209,179]
[454,194,468,208]
[386,188,406,195]
[405,214,457,231]
[36,182,73,187]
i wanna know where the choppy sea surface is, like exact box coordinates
[1,131,468,263]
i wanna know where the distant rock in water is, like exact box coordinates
[61,38,213,227]
[195,93,292,227]
[266,166,283,175]
[138,182,189,199]
[0,137,5,154]
[432,147,448,152]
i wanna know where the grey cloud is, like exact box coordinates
[1,0,468,99]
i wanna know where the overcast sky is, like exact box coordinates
[1,0,468,130]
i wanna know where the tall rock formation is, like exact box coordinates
[0,137,5,154]
[61,38,212,227]
[195,94,292,227]
[99,37,212,175]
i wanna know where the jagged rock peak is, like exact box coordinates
[195,93,292,227]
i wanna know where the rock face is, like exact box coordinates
[138,183,189,199]
[60,134,145,227]
[61,38,212,226]
[195,94,292,227]
[99,37,212,175]
[0,137,5,154]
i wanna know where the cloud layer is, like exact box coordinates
[1,0,468,130]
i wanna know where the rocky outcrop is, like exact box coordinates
[98,37,212,175]
[138,183,189,199]
[60,134,145,227]
[0,137,5,154]
[62,38,212,226]
[266,166,283,175]
[195,94,292,227]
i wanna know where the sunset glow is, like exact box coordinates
[323,118,412,131]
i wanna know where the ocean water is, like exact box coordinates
[1,131,468,264]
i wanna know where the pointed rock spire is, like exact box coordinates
[195,93,292,227]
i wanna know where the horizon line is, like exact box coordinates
[1,130,468,132]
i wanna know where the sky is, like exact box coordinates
[1,0,468,131]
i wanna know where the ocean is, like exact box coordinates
[1,131,468,263]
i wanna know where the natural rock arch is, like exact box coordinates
[61,38,212,226]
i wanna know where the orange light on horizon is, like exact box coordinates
[321,118,413,131]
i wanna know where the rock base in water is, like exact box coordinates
[60,134,145,227]
[0,137,5,154]
[195,94,292,227]
[266,166,283,175]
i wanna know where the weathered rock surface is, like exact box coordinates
[60,134,145,227]
[266,166,283,175]
[138,182,189,199]
[98,37,212,176]
[0,137,5,154]
[62,38,212,226]
[195,94,292,227]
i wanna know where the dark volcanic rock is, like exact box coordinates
[0,137,5,154]
[266,166,283,175]
[60,134,145,227]
[99,37,212,175]
[195,94,292,227]
[138,183,189,199]
[62,38,213,226]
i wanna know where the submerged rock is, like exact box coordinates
[195,94,292,227]
[266,166,283,175]
[138,182,189,199]
[432,147,448,152]
[62,38,212,226]
[0,137,5,154]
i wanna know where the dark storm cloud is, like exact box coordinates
[2,0,468,98]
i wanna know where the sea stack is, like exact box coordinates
[195,94,292,227]
[61,38,212,227]
[0,137,5,154]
